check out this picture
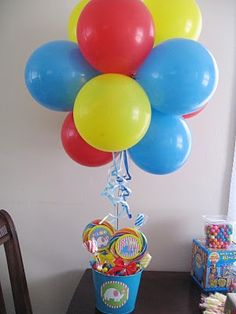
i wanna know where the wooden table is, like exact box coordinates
[67,270,202,314]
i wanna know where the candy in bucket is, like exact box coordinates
[82,216,152,314]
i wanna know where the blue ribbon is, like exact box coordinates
[101,151,132,220]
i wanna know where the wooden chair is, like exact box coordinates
[0,209,33,314]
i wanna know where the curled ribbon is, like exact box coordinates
[101,151,132,220]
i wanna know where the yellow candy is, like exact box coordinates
[98,251,115,265]
[140,253,152,269]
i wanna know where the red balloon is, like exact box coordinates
[77,0,155,75]
[183,105,206,119]
[61,113,113,167]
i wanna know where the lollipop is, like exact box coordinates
[82,219,115,252]
[135,213,145,229]
[109,228,148,261]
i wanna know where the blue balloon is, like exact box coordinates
[25,41,99,111]
[135,39,218,115]
[128,111,191,175]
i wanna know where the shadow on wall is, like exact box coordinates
[220,62,236,211]
[28,270,83,314]
[147,217,195,272]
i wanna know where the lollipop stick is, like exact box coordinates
[116,202,119,230]
[99,215,110,225]
[112,152,120,230]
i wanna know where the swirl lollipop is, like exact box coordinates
[109,228,148,261]
[82,219,115,252]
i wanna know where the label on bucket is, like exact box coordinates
[101,281,129,309]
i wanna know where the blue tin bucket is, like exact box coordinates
[92,269,143,314]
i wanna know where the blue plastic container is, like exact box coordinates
[92,269,143,314]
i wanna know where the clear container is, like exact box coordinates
[203,215,234,249]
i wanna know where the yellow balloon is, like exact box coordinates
[73,74,151,152]
[68,0,89,43]
[143,0,202,46]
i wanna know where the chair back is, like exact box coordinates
[0,209,33,314]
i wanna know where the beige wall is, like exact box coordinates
[0,0,236,313]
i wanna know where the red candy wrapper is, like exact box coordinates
[107,258,137,276]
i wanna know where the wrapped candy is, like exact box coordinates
[199,293,226,314]
[139,253,152,269]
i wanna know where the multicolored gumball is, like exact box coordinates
[82,219,115,252]
[205,223,233,249]
[109,227,148,261]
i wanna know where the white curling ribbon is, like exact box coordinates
[140,253,152,269]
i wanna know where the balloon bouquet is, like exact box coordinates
[25,0,218,313]
[25,0,218,175]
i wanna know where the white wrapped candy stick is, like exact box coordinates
[84,239,98,255]
[214,293,226,303]
[200,293,226,314]
[84,239,102,265]
[140,253,152,269]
